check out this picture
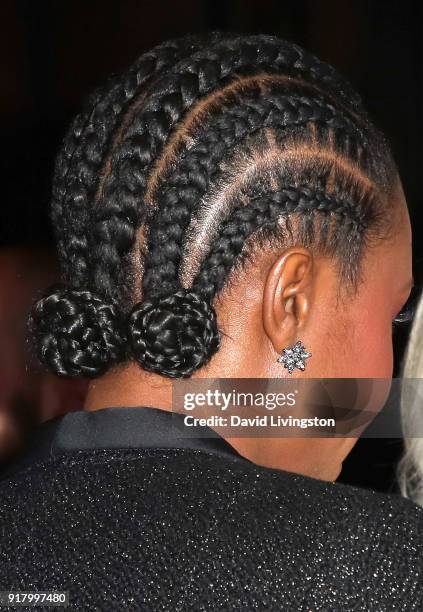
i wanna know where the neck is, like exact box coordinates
[85,363,174,413]
[84,364,353,481]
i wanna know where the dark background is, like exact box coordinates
[1,0,422,491]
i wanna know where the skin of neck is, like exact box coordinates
[84,362,355,481]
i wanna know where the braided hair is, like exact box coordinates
[30,31,397,379]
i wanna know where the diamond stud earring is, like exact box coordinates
[277,340,311,373]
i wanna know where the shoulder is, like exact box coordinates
[1,447,422,610]
[198,451,423,608]
[208,450,423,553]
[1,445,422,535]
[1,444,422,529]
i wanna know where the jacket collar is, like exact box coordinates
[1,406,246,479]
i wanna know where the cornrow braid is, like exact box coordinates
[55,33,231,282]
[192,184,374,300]
[88,34,365,306]
[141,85,371,298]
[30,32,396,379]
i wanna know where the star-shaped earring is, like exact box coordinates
[277,341,311,373]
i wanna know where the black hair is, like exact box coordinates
[30,31,398,379]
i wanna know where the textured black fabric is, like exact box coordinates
[0,407,423,611]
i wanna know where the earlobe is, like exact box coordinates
[262,248,313,355]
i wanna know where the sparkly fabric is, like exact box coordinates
[0,412,423,610]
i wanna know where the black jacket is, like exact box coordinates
[0,406,422,611]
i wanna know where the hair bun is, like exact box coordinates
[29,285,126,378]
[127,289,220,378]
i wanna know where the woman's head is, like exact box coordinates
[30,32,412,382]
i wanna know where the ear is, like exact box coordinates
[262,247,314,355]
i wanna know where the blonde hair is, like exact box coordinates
[399,289,423,505]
